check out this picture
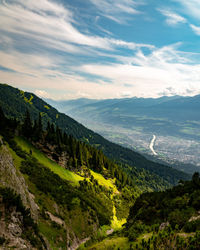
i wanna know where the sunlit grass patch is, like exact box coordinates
[15,136,83,185]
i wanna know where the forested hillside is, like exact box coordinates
[123,173,200,249]
[0,104,137,248]
[85,173,200,249]
[0,83,190,187]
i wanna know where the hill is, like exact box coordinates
[0,83,190,187]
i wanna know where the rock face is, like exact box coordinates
[0,204,35,250]
[189,213,200,222]
[0,138,39,220]
[0,138,96,249]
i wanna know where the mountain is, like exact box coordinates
[0,83,190,187]
[52,94,200,133]
[0,106,138,249]
[51,95,200,173]
[0,84,198,250]
[46,98,98,113]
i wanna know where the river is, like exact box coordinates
[149,135,157,156]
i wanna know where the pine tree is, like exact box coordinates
[22,109,32,138]
[0,106,5,130]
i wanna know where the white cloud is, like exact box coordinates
[190,24,200,36]
[158,9,186,26]
[173,0,200,20]
[0,0,152,54]
[35,90,51,99]
[1,44,200,99]
[1,0,200,99]
[77,44,200,98]
[89,0,141,24]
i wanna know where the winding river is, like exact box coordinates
[149,135,158,156]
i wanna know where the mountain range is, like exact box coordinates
[0,83,200,249]
[0,83,189,186]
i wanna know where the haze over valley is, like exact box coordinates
[49,95,200,174]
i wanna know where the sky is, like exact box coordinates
[1,0,200,100]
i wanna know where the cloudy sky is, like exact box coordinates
[0,0,200,99]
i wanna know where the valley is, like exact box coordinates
[51,96,200,175]
[1,0,200,248]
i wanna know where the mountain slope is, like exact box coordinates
[123,173,200,249]
[0,83,190,186]
[0,109,139,249]
[87,173,200,250]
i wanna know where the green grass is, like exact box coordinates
[90,170,117,192]
[8,145,23,171]
[90,170,126,230]
[111,204,126,230]
[86,237,130,250]
[44,105,50,109]
[0,136,22,171]
[39,221,67,250]
[15,136,83,185]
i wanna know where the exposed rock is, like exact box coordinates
[8,210,23,236]
[58,151,68,168]
[0,138,39,220]
[159,222,169,231]
[106,228,114,235]
[46,211,65,226]
[189,215,200,222]
[0,205,35,250]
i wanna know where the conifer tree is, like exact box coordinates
[22,109,32,138]
[0,106,5,129]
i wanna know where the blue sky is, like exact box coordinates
[0,0,200,99]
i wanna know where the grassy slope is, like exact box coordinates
[15,136,83,185]
[1,135,131,249]
[90,170,126,230]
[83,232,195,249]
[90,170,117,192]
[15,136,128,230]
[85,237,130,250]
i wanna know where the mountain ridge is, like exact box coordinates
[0,83,190,187]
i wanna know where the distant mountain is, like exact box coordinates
[46,97,98,113]
[0,83,190,187]
[53,94,200,123]
[49,95,182,112]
